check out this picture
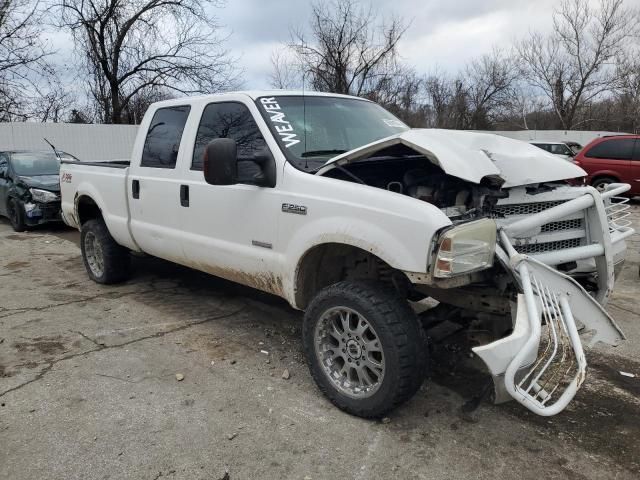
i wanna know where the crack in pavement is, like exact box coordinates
[0,283,221,320]
[0,306,247,398]
[94,373,160,384]
[72,330,105,347]
[608,302,638,317]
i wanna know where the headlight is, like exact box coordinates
[30,188,59,203]
[433,218,497,278]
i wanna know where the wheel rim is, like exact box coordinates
[314,306,385,398]
[84,231,105,278]
[595,181,611,192]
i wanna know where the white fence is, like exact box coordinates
[476,130,633,147]
[0,123,139,161]
[2,123,633,162]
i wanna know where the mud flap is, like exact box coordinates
[473,250,625,416]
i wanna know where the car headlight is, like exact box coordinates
[30,188,59,203]
[433,218,497,278]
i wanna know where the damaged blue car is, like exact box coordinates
[0,150,67,231]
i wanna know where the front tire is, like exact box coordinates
[303,281,427,418]
[7,198,26,232]
[591,176,617,193]
[80,219,131,284]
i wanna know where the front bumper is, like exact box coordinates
[473,184,633,416]
[23,201,62,225]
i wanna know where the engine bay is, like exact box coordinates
[319,145,508,222]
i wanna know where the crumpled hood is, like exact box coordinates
[18,175,60,192]
[317,129,586,187]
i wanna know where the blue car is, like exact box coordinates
[0,150,67,231]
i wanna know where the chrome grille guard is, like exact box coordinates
[473,184,631,416]
[501,184,634,305]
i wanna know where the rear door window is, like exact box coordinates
[585,138,635,160]
[632,139,640,161]
[141,106,191,169]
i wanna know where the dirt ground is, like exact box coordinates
[1,206,639,480]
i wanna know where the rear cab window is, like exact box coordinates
[141,106,191,169]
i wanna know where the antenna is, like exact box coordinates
[302,70,308,169]
[43,138,62,161]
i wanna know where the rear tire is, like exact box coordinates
[80,218,131,284]
[591,176,617,193]
[7,198,26,232]
[303,281,427,418]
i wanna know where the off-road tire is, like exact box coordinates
[7,198,26,232]
[303,280,428,418]
[80,219,131,284]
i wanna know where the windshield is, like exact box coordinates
[548,144,573,156]
[257,95,409,171]
[10,151,60,176]
[56,150,79,161]
[534,143,573,156]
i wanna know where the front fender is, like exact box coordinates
[281,214,448,308]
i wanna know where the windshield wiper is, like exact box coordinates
[300,149,347,158]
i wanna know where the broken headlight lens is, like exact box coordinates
[433,218,497,278]
[29,188,59,203]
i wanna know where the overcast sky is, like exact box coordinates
[47,0,570,91]
[213,0,563,89]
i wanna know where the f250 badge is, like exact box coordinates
[282,203,307,215]
[61,172,72,183]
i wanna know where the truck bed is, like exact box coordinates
[59,160,138,250]
[61,160,130,168]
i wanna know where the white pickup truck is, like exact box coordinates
[60,91,634,418]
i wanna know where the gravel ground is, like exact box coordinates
[1,205,639,480]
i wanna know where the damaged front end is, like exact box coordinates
[472,184,631,415]
[13,183,62,226]
[318,129,633,416]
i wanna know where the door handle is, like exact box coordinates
[132,179,140,199]
[180,184,189,207]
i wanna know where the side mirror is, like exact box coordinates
[204,138,237,185]
[247,148,277,188]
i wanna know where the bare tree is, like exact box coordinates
[68,108,91,123]
[614,54,640,132]
[287,0,407,96]
[269,48,301,89]
[464,49,519,129]
[0,0,55,120]
[517,0,638,129]
[422,71,453,128]
[422,73,471,129]
[366,65,428,126]
[122,87,175,124]
[33,86,74,122]
[59,0,239,124]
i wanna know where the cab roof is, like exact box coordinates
[149,90,370,108]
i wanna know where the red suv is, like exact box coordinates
[573,135,640,195]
